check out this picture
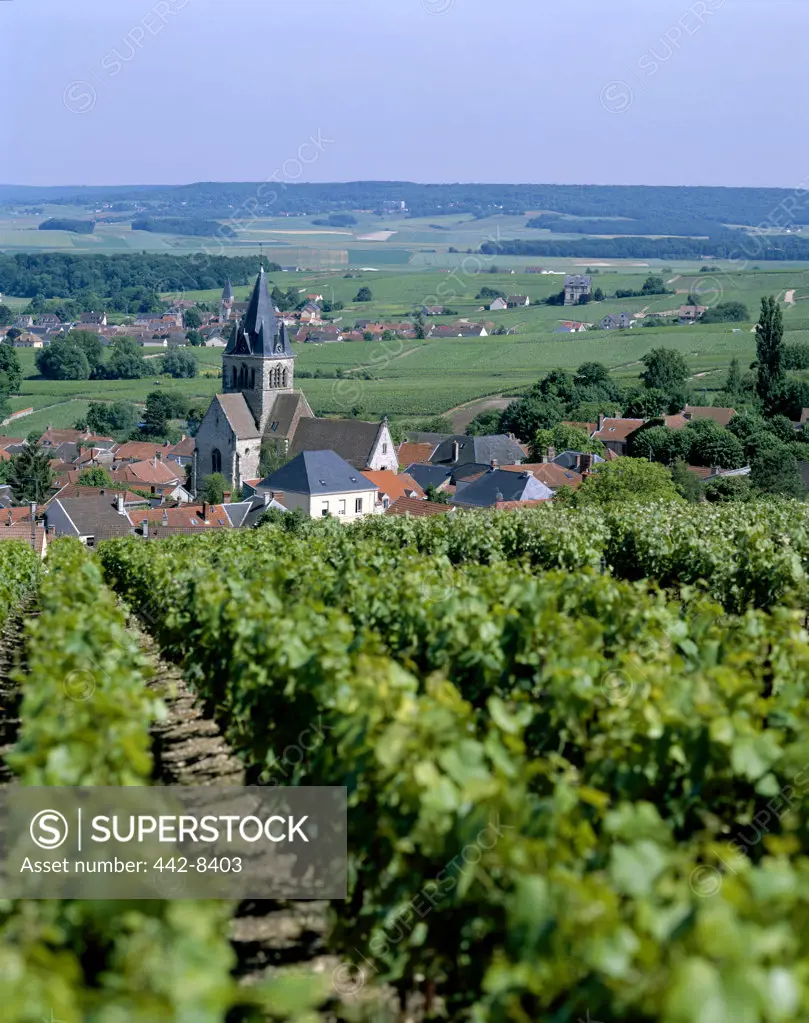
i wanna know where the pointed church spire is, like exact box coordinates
[228,267,294,358]
[222,278,234,303]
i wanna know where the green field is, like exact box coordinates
[4,254,809,426]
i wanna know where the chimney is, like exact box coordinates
[490,459,498,469]
[156,451,161,461]
[141,519,149,539]
[223,490,231,504]
[116,494,124,514]
[597,413,605,432]
[162,509,168,527]
[547,446,556,462]
[263,491,271,507]
[580,453,593,475]
[5,510,10,527]
[201,501,209,521]
[452,440,460,462]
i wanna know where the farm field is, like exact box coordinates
[3,262,809,425]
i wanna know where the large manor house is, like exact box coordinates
[195,268,397,486]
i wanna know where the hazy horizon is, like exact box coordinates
[3,0,806,190]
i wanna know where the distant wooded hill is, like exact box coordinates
[4,182,809,230]
[39,218,95,234]
[0,252,280,299]
[131,217,237,238]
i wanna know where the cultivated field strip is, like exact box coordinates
[0,600,37,788]
[132,616,341,996]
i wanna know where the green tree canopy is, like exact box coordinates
[161,348,198,379]
[183,307,202,329]
[0,344,22,394]
[640,348,689,393]
[355,287,373,302]
[86,400,139,436]
[755,295,785,412]
[8,442,54,503]
[201,473,228,504]
[572,458,682,506]
[77,466,114,487]
[105,337,147,380]
[750,446,803,498]
[36,341,90,381]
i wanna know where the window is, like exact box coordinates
[321,500,329,517]
[338,498,346,515]
[270,422,279,432]
[212,448,222,473]
[382,443,387,454]
[355,497,363,514]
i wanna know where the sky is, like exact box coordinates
[2,0,807,189]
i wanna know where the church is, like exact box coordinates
[195,267,314,486]
[195,267,398,489]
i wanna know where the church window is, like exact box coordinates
[212,448,222,473]
[282,368,288,387]
[232,367,237,388]
[251,368,256,388]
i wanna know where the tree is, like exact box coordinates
[670,459,703,503]
[7,443,54,503]
[78,466,114,487]
[0,304,13,326]
[412,312,427,340]
[36,341,90,381]
[416,415,453,434]
[425,484,450,504]
[259,441,290,478]
[105,337,147,380]
[629,425,688,464]
[500,395,565,441]
[142,391,173,437]
[201,473,228,504]
[572,458,682,506]
[466,410,503,436]
[162,348,198,379]
[755,295,785,411]
[0,344,22,394]
[641,275,667,295]
[183,307,202,329]
[622,387,671,419]
[724,357,743,398]
[701,301,749,324]
[750,446,803,498]
[86,400,139,436]
[704,475,752,503]
[687,421,745,469]
[67,330,104,375]
[640,348,689,392]
[531,423,604,461]
[185,329,205,347]
[355,287,373,302]
[574,362,611,391]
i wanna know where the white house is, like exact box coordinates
[257,450,380,521]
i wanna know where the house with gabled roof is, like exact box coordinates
[256,450,379,521]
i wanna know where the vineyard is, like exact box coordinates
[3,501,809,1020]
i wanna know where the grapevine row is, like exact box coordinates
[99,526,809,1021]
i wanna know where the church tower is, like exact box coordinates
[222,266,295,434]
[220,278,234,322]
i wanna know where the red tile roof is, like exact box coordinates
[363,471,426,501]
[594,418,645,443]
[683,406,737,428]
[398,442,435,466]
[386,496,454,517]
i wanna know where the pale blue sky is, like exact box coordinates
[2,0,806,188]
